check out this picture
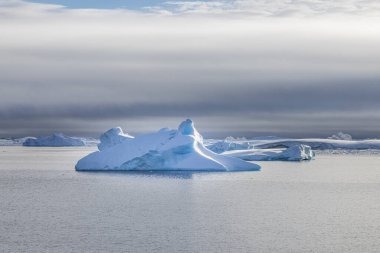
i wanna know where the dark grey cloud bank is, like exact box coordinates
[1,79,380,138]
[1,1,380,138]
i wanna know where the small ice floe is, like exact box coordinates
[223,144,315,161]
[206,137,254,153]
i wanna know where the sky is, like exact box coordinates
[27,0,169,9]
[1,0,380,139]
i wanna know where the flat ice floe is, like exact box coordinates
[206,137,254,153]
[205,136,380,151]
[75,119,260,171]
[223,144,314,161]
[254,138,380,150]
[23,133,85,147]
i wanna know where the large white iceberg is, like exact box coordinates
[75,119,260,171]
[23,133,85,147]
[97,127,134,151]
[223,144,315,161]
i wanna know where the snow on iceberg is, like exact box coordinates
[23,133,85,147]
[206,137,254,153]
[97,127,134,151]
[75,119,260,171]
[223,144,315,161]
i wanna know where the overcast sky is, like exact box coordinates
[1,0,380,138]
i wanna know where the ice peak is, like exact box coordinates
[103,127,133,138]
[178,119,195,136]
[97,126,134,151]
[107,127,123,135]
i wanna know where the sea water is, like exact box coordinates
[1,147,379,252]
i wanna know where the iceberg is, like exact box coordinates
[328,132,352,141]
[0,137,34,146]
[75,119,260,171]
[0,136,97,147]
[97,127,134,151]
[206,137,254,153]
[23,133,85,147]
[223,144,314,161]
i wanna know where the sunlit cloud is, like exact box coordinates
[149,0,380,17]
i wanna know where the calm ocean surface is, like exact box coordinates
[1,147,379,253]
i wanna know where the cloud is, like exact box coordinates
[0,0,380,137]
[150,0,380,17]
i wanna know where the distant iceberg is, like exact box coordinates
[328,132,352,141]
[223,144,315,161]
[23,133,85,147]
[75,119,260,171]
[0,137,34,146]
